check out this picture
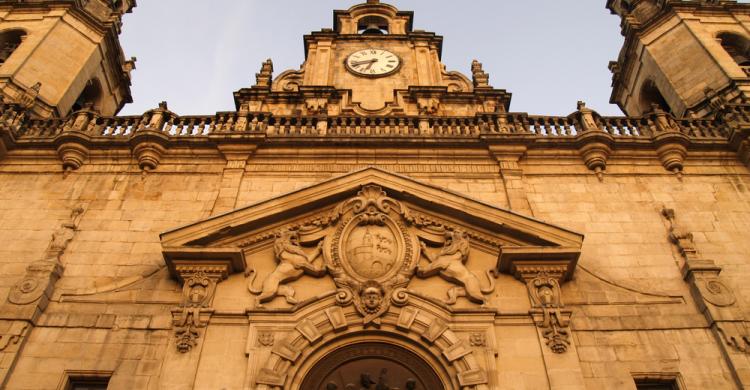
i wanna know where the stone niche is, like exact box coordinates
[160,167,582,389]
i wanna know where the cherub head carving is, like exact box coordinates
[361,281,384,314]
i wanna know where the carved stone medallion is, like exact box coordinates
[699,279,737,307]
[322,185,420,325]
[344,223,398,279]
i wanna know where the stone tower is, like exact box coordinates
[0,0,136,118]
[608,0,750,117]
[234,0,510,118]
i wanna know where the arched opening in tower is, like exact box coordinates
[639,80,671,114]
[0,29,27,66]
[718,32,750,73]
[72,78,103,113]
[358,16,390,35]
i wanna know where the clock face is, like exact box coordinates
[345,49,401,77]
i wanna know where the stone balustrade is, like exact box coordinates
[0,106,735,141]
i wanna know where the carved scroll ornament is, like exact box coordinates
[8,206,84,306]
[170,265,230,353]
[504,261,573,354]
[527,272,570,354]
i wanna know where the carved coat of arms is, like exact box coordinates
[322,185,419,325]
[246,184,497,325]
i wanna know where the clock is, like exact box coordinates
[345,49,401,77]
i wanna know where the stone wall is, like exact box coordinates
[0,147,747,389]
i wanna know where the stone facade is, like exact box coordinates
[0,1,749,389]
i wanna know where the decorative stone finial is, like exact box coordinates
[18,82,41,109]
[254,59,274,88]
[471,60,490,88]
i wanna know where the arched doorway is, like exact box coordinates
[300,342,445,390]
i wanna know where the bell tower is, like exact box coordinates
[0,0,136,118]
[234,0,510,118]
[608,0,750,117]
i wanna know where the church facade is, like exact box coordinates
[0,0,750,389]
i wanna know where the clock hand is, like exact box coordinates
[350,59,378,67]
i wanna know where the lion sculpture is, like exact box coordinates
[416,230,495,305]
[246,230,325,306]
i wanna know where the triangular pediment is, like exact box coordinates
[160,167,583,283]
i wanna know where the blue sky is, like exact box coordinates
[119,1,627,116]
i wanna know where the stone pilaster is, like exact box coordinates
[663,207,750,388]
[517,264,585,389]
[211,144,257,215]
[158,250,245,389]
[499,249,584,390]
[0,205,85,387]
[488,144,533,216]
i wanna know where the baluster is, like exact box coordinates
[606,118,618,136]
[299,117,307,135]
[171,118,180,136]
[297,117,310,135]
[629,118,639,136]
[549,118,556,136]
[278,118,287,135]
[178,118,187,136]
[338,118,346,135]
[280,118,297,136]
[528,118,536,135]
[367,117,373,135]
[394,118,402,135]
[225,113,235,132]
[621,119,630,136]
[182,118,192,136]
[462,118,470,135]
[163,119,173,135]
[184,118,193,136]
[307,117,315,135]
[335,117,343,135]
[288,118,296,135]
[562,118,572,136]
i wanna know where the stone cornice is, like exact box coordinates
[3,101,745,174]
[162,247,246,282]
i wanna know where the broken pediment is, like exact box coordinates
[160,168,582,314]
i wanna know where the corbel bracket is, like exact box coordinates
[163,248,246,353]
[499,247,579,353]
